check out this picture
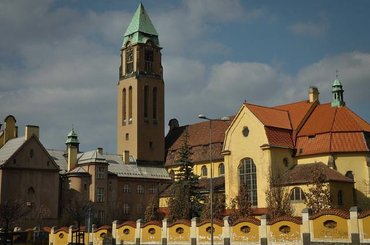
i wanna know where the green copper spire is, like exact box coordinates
[122,3,159,47]
[66,128,80,146]
[331,79,345,107]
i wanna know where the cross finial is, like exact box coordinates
[336,69,339,79]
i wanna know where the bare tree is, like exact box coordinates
[265,171,293,218]
[200,193,225,221]
[144,195,163,222]
[0,200,30,245]
[305,167,331,214]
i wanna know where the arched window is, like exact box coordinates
[239,158,257,206]
[122,88,126,124]
[290,187,305,201]
[144,85,149,118]
[337,190,343,205]
[128,86,133,122]
[201,165,208,177]
[125,42,133,74]
[152,87,157,119]
[218,163,225,176]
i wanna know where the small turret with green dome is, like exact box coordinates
[65,128,80,147]
[331,78,345,107]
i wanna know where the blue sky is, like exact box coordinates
[0,0,369,153]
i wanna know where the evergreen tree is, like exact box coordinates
[228,184,252,223]
[167,130,203,221]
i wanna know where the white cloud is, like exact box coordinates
[290,14,330,38]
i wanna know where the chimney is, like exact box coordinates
[25,125,39,140]
[124,150,130,164]
[3,115,17,144]
[168,118,179,131]
[97,147,103,155]
[308,86,319,103]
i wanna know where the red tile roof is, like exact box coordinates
[245,103,292,130]
[165,97,369,163]
[274,100,317,131]
[265,127,294,148]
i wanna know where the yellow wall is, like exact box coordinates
[93,229,111,245]
[53,230,68,245]
[141,224,161,243]
[269,221,300,242]
[312,215,348,240]
[168,224,191,242]
[361,216,370,239]
[231,222,259,242]
[197,223,223,242]
[223,105,271,207]
[116,225,136,243]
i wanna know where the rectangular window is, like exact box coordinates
[123,184,130,193]
[123,203,130,215]
[137,184,144,194]
[96,187,104,203]
[144,49,153,73]
[97,167,105,179]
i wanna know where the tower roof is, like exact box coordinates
[66,128,79,145]
[122,3,159,46]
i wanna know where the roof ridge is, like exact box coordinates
[245,102,289,113]
[274,99,310,108]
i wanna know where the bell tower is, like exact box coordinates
[117,3,164,165]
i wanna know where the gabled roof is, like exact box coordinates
[0,137,25,164]
[78,150,108,165]
[245,103,292,130]
[280,162,353,186]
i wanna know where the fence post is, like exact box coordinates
[162,218,168,245]
[191,217,197,245]
[49,227,55,245]
[302,208,311,245]
[135,219,141,245]
[68,226,73,245]
[260,215,268,245]
[350,206,360,245]
[223,216,230,245]
[112,220,118,245]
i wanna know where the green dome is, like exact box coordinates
[66,128,80,145]
[332,79,342,87]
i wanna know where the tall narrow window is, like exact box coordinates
[239,158,257,206]
[122,88,127,124]
[337,190,343,205]
[96,187,104,202]
[201,165,208,177]
[144,42,153,73]
[153,87,157,119]
[129,86,133,122]
[144,85,149,118]
[218,163,225,176]
[126,43,133,74]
